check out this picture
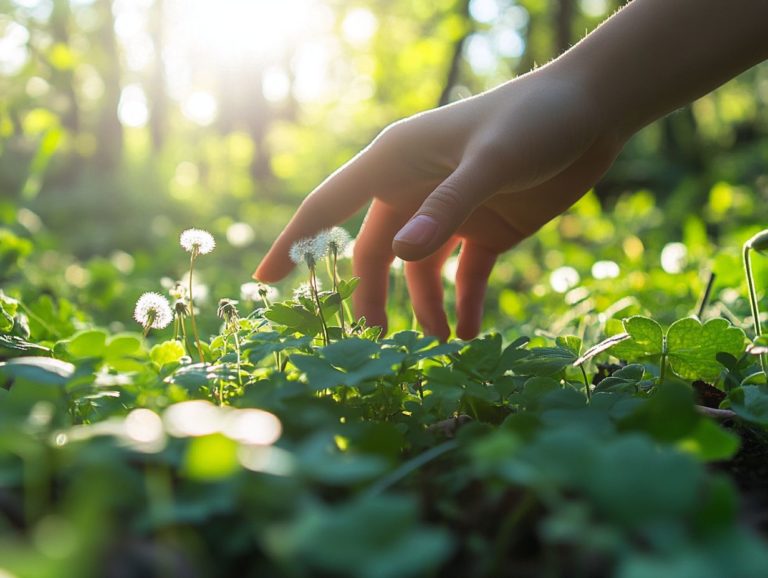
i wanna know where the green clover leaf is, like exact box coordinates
[666,318,745,382]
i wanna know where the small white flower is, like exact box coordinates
[134,292,173,329]
[290,234,328,268]
[326,227,351,256]
[168,282,189,300]
[240,282,279,302]
[180,228,216,255]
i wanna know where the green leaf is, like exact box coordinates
[322,338,381,370]
[337,277,360,300]
[608,316,664,362]
[0,335,51,358]
[727,385,768,424]
[105,334,144,359]
[666,317,745,381]
[511,346,577,377]
[0,292,19,333]
[150,340,186,367]
[0,356,74,386]
[677,419,740,462]
[67,329,108,358]
[594,364,645,393]
[622,382,699,442]
[556,335,582,357]
[272,494,452,578]
[264,303,322,335]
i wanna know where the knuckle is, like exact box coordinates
[424,181,466,217]
[372,120,411,150]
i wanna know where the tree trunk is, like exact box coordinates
[95,0,123,170]
[438,0,472,107]
[554,0,575,55]
[148,0,168,152]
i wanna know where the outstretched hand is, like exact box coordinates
[254,66,625,340]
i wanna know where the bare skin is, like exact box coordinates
[255,0,768,341]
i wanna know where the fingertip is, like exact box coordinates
[392,214,441,261]
[252,260,291,284]
[455,316,482,341]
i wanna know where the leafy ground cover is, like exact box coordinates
[3,226,768,578]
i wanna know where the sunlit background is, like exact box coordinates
[2,0,768,335]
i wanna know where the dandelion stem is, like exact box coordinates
[744,244,767,374]
[188,252,205,363]
[310,266,330,346]
[332,249,346,336]
[180,317,189,355]
[143,310,155,338]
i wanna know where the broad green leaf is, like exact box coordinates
[677,419,740,462]
[556,335,582,357]
[105,334,145,359]
[727,385,768,424]
[0,356,74,386]
[337,277,360,300]
[322,338,381,370]
[272,494,452,578]
[150,340,186,367]
[594,364,645,393]
[264,303,322,335]
[666,317,745,381]
[511,346,577,377]
[622,382,699,442]
[0,292,19,333]
[608,316,663,362]
[0,335,51,357]
[67,329,108,358]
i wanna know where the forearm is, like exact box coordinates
[553,0,768,139]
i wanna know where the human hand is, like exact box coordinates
[254,65,625,340]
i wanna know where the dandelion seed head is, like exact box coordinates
[289,238,315,266]
[174,300,189,317]
[134,292,173,329]
[311,232,330,260]
[293,280,320,300]
[326,227,351,256]
[180,228,216,255]
[217,298,240,323]
[241,282,279,302]
[290,234,329,268]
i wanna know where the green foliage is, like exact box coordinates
[605,315,746,382]
[1,262,767,578]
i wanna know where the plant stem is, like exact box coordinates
[743,245,767,374]
[180,317,189,355]
[310,266,330,346]
[659,350,668,385]
[332,249,346,336]
[363,440,458,498]
[580,365,591,402]
[233,327,242,388]
[143,310,155,338]
[696,271,716,319]
[188,253,205,363]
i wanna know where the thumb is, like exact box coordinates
[393,161,499,261]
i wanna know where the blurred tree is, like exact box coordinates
[94,0,122,170]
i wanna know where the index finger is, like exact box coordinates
[253,150,376,282]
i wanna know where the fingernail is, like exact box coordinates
[394,215,438,246]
